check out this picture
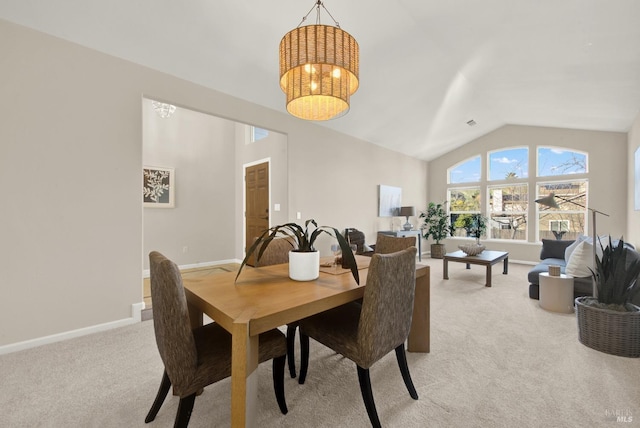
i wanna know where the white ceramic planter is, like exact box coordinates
[288,250,320,281]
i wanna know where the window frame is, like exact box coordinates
[444,145,590,244]
[487,182,528,241]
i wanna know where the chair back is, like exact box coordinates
[374,233,416,254]
[149,251,198,392]
[255,237,295,267]
[345,228,367,254]
[358,247,417,366]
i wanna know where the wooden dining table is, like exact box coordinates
[183,255,430,428]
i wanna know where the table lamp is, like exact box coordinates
[399,206,416,231]
[534,193,609,297]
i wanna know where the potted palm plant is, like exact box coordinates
[236,219,359,284]
[576,237,640,357]
[420,202,454,259]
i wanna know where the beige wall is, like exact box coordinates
[0,19,427,349]
[628,113,640,247]
[142,100,289,271]
[427,125,629,262]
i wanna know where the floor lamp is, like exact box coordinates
[534,193,609,297]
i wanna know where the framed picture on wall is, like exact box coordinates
[378,185,402,217]
[143,166,175,208]
[635,147,640,210]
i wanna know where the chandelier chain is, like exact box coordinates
[296,1,341,28]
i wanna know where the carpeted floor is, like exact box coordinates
[1,260,638,427]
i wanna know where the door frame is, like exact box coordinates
[242,157,271,258]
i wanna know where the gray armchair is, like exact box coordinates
[298,247,419,428]
[345,228,375,256]
[146,251,288,427]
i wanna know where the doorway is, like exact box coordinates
[244,160,270,266]
[142,98,288,310]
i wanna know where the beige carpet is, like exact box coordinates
[1,261,639,427]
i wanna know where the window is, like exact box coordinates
[445,145,589,243]
[448,155,481,184]
[536,180,587,241]
[250,126,269,143]
[448,187,481,238]
[488,183,528,240]
[488,147,528,181]
[549,220,570,232]
[537,147,587,177]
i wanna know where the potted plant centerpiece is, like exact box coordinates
[576,237,640,357]
[420,202,454,259]
[236,219,359,284]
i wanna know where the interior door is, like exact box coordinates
[245,161,269,266]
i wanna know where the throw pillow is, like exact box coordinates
[564,235,588,263]
[540,239,574,260]
[565,240,594,278]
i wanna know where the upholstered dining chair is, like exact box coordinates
[345,228,375,256]
[374,233,417,255]
[297,247,419,428]
[253,237,300,379]
[146,251,288,427]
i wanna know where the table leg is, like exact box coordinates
[408,265,430,353]
[231,317,259,428]
[486,265,492,287]
[188,304,203,329]
[503,257,509,274]
[443,259,449,280]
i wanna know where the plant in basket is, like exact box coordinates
[575,237,640,357]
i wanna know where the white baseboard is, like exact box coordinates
[0,302,145,356]
[142,259,240,278]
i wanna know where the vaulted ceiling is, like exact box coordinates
[2,1,639,160]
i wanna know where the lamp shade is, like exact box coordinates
[279,24,359,121]
[399,206,416,217]
[534,193,560,209]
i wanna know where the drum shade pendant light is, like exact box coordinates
[279,1,359,121]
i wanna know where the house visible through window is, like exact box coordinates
[489,183,528,241]
[537,180,587,241]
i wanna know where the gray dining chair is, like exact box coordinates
[298,247,418,428]
[374,233,416,254]
[145,251,288,427]
[253,237,300,379]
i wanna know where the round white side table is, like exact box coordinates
[539,273,574,313]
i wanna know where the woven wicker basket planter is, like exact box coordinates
[431,243,445,259]
[575,297,640,358]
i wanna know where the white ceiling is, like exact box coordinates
[2,1,639,161]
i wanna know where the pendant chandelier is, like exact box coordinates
[279,1,359,121]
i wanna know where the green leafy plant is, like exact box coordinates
[235,219,359,284]
[454,214,488,243]
[590,237,640,308]
[420,202,454,244]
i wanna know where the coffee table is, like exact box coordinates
[443,250,509,287]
